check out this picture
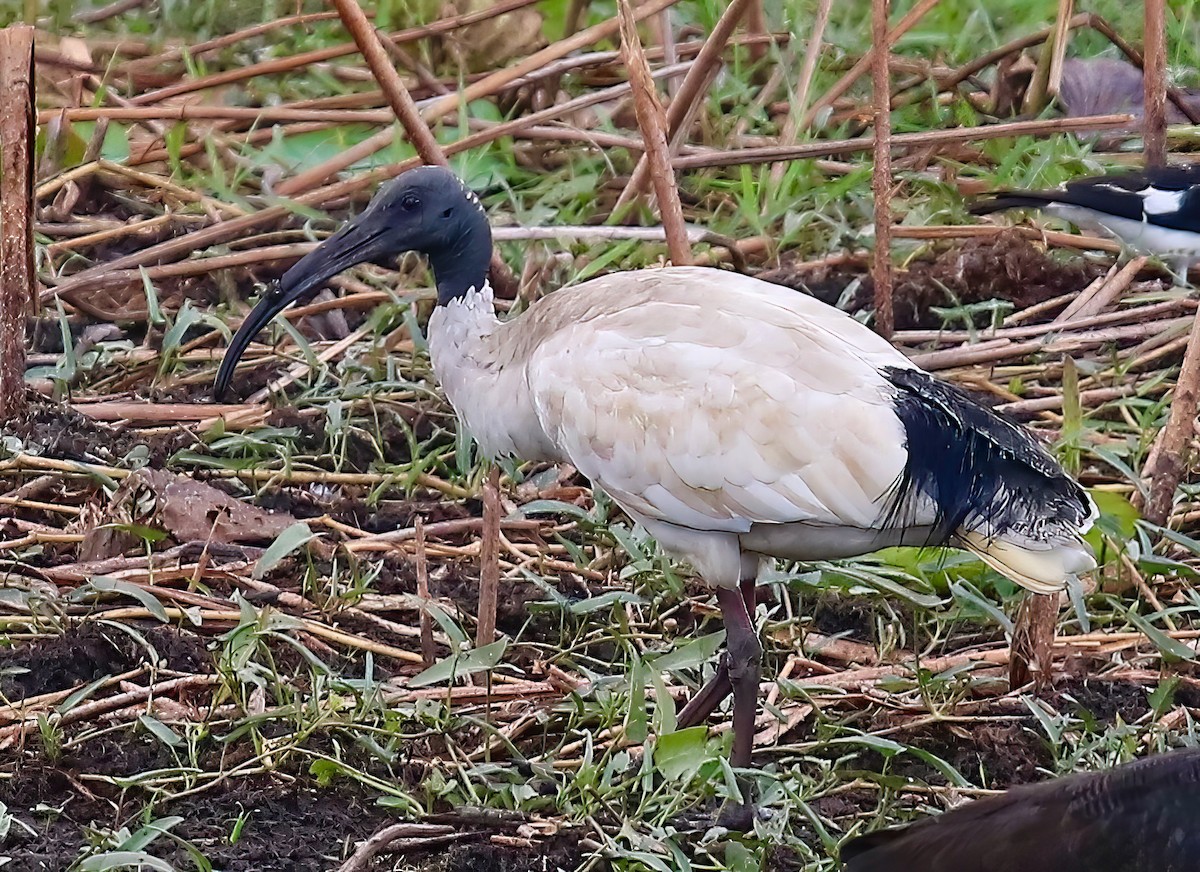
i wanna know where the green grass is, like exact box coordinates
[6,0,1200,869]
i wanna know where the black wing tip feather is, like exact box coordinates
[880,367,1089,545]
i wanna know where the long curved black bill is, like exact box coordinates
[213,215,391,399]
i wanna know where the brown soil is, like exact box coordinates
[760,231,1110,330]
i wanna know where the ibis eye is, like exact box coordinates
[400,194,420,211]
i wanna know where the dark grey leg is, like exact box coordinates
[676,579,756,728]
[715,584,761,770]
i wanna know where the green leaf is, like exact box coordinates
[654,726,708,781]
[138,715,183,748]
[1125,607,1196,663]
[119,816,184,852]
[72,576,169,622]
[625,658,647,743]
[949,579,1014,633]
[567,590,643,615]
[408,638,508,688]
[650,631,725,674]
[253,522,314,579]
[77,851,175,871]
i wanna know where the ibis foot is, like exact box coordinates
[667,791,760,834]
[715,789,758,832]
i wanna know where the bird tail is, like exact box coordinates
[967,192,1061,216]
[959,530,1096,594]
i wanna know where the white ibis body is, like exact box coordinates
[214,166,1096,818]
[970,164,1200,269]
[842,748,1200,872]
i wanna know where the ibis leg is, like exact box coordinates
[714,582,761,831]
[715,584,761,769]
[676,579,756,728]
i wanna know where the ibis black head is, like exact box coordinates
[213,165,491,399]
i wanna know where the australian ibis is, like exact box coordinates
[214,166,1096,821]
[842,747,1200,872]
[970,163,1200,270]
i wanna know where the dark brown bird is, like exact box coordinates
[841,748,1200,872]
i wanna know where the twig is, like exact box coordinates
[1022,0,1074,114]
[1142,0,1168,167]
[420,0,684,125]
[0,25,34,419]
[476,468,502,648]
[76,0,147,24]
[801,0,940,129]
[615,0,754,208]
[673,113,1137,169]
[128,0,541,107]
[336,823,462,872]
[1009,593,1059,688]
[330,0,445,167]
[617,0,692,266]
[871,0,894,340]
[328,0,516,297]
[415,518,436,668]
[1141,306,1200,525]
[1052,256,1146,323]
[771,0,832,185]
[1084,12,1200,125]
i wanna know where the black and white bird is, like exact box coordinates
[842,748,1200,872]
[214,166,1096,822]
[970,163,1200,270]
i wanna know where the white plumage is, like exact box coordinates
[215,166,1097,824]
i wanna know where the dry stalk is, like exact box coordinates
[129,0,541,107]
[476,467,501,648]
[801,0,940,129]
[674,113,1136,169]
[328,0,517,298]
[871,0,894,340]
[1084,12,1200,124]
[1141,309,1200,525]
[617,0,692,266]
[770,0,833,186]
[420,0,683,125]
[415,517,436,667]
[0,25,34,419]
[1021,0,1074,114]
[614,0,754,209]
[1142,0,1168,167]
[1009,593,1059,688]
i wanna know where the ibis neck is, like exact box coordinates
[428,216,492,306]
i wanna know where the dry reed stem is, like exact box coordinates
[871,0,895,340]
[0,25,34,419]
[615,0,754,208]
[128,0,540,107]
[420,0,683,125]
[770,0,833,186]
[1084,12,1200,125]
[617,0,692,266]
[1053,256,1147,323]
[1142,308,1200,525]
[328,0,518,298]
[1021,0,1073,114]
[673,112,1136,169]
[415,518,436,668]
[801,0,940,129]
[330,0,446,166]
[1142,0,1168,167]
[476,467,502,648]
[1010,592,1059,688]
